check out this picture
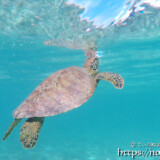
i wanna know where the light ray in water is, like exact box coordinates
[0,0,160,88]
[1,0,160,50]
[0,0,160,159]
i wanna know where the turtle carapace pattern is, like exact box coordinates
[3,49,124,149]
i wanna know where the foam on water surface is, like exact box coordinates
[0,0,160,160]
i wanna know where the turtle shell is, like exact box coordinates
[13,66,96,118]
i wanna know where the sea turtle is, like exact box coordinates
[3,49,124,149]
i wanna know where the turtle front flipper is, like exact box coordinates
[20,117,44,149]
[96,72,124,89]
[3,118,22,141]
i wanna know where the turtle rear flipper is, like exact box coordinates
[96,72,124,89]
[3,118,22,141]
[20,117,44,149]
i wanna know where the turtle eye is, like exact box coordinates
[90,64,93,69]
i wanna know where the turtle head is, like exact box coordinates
[84,49,99,77]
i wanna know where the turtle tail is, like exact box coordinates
[20,117,44,149]
[3,118,22,141]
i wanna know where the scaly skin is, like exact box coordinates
[3,119,22,141]
[84,49,124,89]
[2,49,98,148]
[84,49,99,77]
[3,48,124,149]
[19,49,99,149]
[20,117,44,149]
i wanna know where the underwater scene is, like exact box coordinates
[0,0,160,159]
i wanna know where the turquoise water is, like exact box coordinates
[1,0,160,160]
